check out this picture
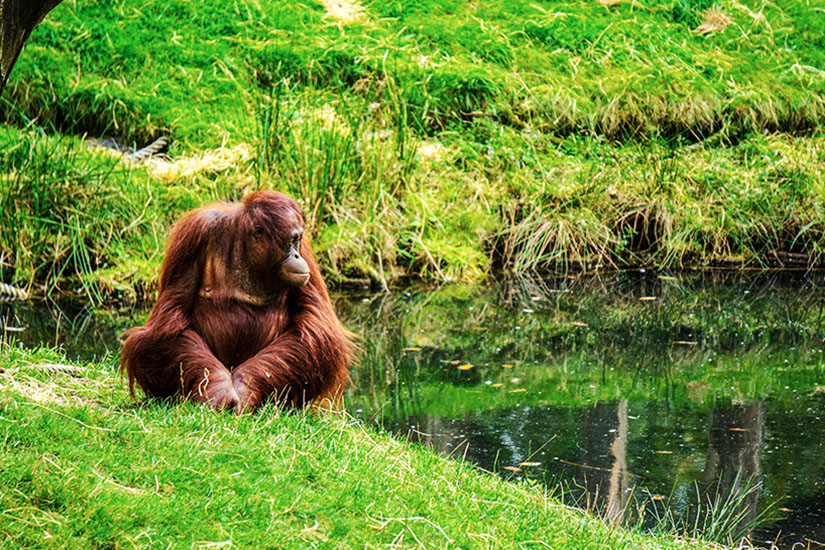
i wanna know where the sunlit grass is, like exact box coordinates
[1,0,825,292]
[0,345,721,550]
[7,0,823,143]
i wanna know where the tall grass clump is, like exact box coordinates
[250,83,496,285]
[251,85,411,285]
[0,127,131,297]
[644,476,775,547]
[494,132,825,273]
[0,125,247,299]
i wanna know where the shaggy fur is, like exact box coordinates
[121,191,355,412]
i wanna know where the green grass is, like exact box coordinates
[7,0,823,143]
[0,345,720,550]
[2,0,825,293]
[0,126,240,299]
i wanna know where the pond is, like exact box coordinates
[2,271,825,548]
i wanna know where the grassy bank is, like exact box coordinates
[2,0,825,296]
[0,346,721,549]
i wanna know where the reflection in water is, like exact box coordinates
[696,402,765,543]
[341,272,825,548]
[1,299,128,360]
[579,400,631,525]
[5,271,825,547]
[404,415,490,462]
[570,400,770,544]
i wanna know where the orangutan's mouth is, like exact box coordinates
[287,269,310,286]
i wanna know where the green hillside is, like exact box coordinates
[1,0,824,294]
[0,346,721,550]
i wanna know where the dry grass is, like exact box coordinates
[0,365,98,408]
[320,0,366,24]
[693,9,733,35]
[144,144,253,181]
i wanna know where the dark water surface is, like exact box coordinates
[3,271,825,548]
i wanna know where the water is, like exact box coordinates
[3,271,825,548]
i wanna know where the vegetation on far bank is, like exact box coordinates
[1,0,825,298]
[0,345,728,550]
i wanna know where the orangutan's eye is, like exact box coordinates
[253,226,264,241]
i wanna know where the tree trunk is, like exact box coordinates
[0,0,64,95]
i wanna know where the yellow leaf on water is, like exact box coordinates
[449,360,461,365]
[509,388,527,393]
[651,495,666,501]
[502,363,514,368]
[457,363,474,370]
[491,383,505,388]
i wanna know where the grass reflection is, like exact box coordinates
[343,272,825,418]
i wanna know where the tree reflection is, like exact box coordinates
[578,400,633,524]
[691,401,766,543]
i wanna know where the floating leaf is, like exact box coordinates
[491,383,504,388]
[449,360,461,365]
[509,388,527,393]
[651,495,666,501]
[457,363,474,370]
[502,363,514,369]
